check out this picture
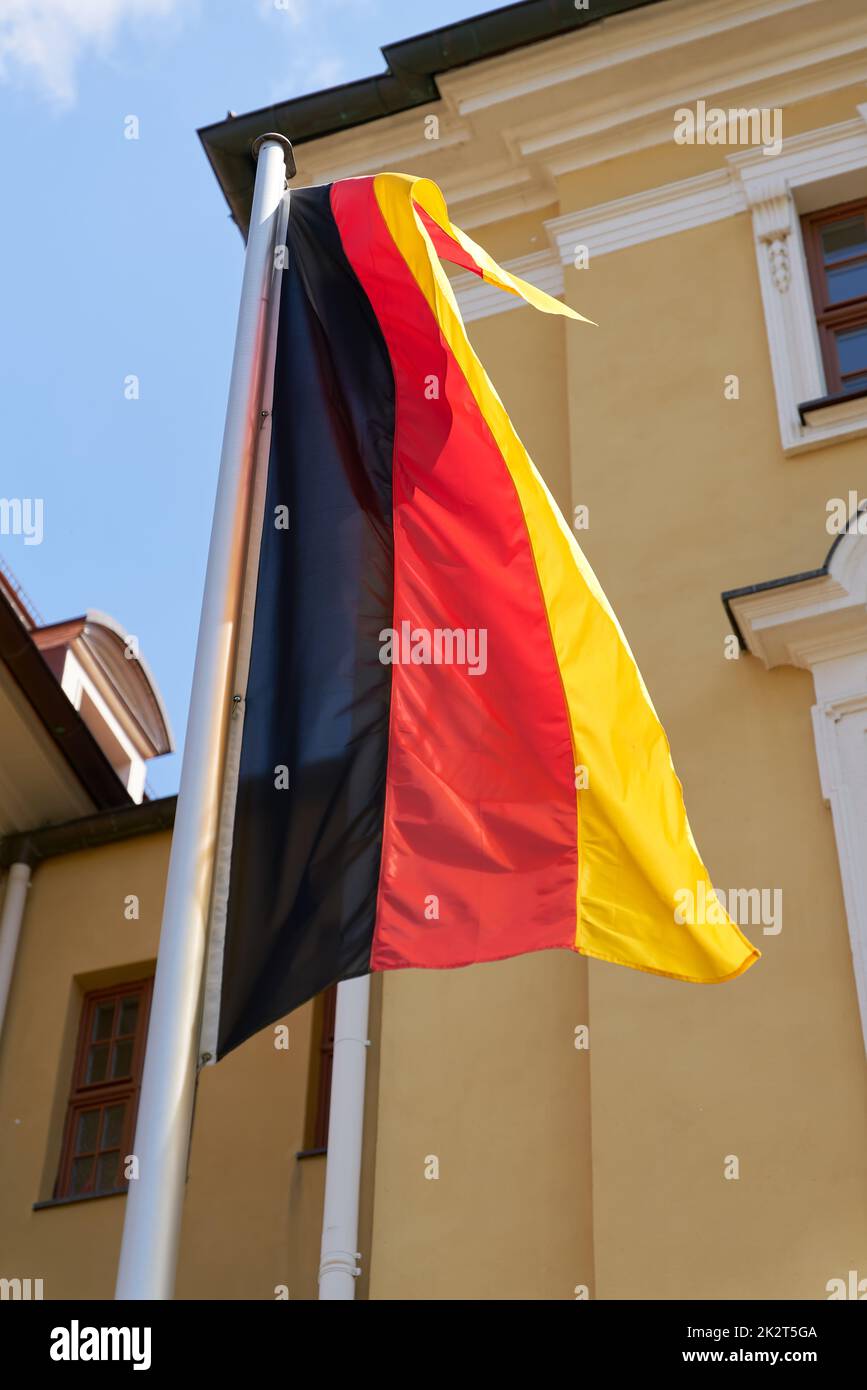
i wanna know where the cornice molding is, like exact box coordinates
[725,523,867,672]
[450,107,867,351]
[506,25,867,178]
[455,184,557,231]
[284,0,867,234]
[293,120,472,186]
[727,111,867,189]
[541,112,867,268]
[545,170,746,262]
[440,0,820,117]
[727,572,867,671]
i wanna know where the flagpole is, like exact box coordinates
[115,133,294,1301]
[318,974,371,1299]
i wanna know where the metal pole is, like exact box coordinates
[115,133,292,1301]
[318,974,371,1299]
[0,862,32,1045]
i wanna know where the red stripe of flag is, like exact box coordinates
[331,178,578,971]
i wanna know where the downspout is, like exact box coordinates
[318,975,371,1299]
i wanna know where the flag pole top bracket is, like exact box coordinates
[251,132,296,180]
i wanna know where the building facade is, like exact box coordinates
[2,0,867,1300]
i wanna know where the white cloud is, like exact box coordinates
[257,0,309,25]
[258,0,378,99]
[268,53,345,102]
[0,0,181,105]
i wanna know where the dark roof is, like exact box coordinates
[0,795,177,869]
[198,0,666,234]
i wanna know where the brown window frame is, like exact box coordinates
[802,197,867,396]
[55,978,152,1201]
[304,984,337,1154]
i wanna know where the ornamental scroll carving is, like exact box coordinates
[746,178,794,293]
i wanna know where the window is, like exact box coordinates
[55,979,152,1200]
[302,984,337,1155]
[803,199,867,397]
[731,114,867,451]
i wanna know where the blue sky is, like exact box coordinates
[0,0,482,796]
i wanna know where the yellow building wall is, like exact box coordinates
[369,954,594,1300]
[3,47,867,1307]
[367,81,867,1298]
[366,280,598,1301]
[556,180,867,1296]
[0,832,325,1300]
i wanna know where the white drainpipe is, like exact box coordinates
[318,974,371,1299]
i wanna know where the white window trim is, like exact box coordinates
[727,108,867,454]
[727,522,867,1056]
[59,650,146,803]
[463,108,867,457]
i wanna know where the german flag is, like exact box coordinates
[205,173,759,1059]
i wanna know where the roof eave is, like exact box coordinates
[197,0,665,235]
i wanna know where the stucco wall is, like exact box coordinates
[0,832,324,1299]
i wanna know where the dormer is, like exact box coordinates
[31,612,173,804]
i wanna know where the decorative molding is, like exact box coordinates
[424,164,558,228]
[545,170,746,263]
[726,111,867,190]
[293,118,472,186]
[729,111,867,453]
[441,0,821,117]
[454,184,557,231]
[728,573,867,671]
[450,108,867,381]
[510,35,867,179]
[288,0,867,233]
[744,177,794,291]
[452,252,563,322]
[727,524,867,1056]
[766,238,791,293]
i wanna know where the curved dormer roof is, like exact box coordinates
[31,611,173,761]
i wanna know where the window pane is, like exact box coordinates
[118,998,139,1036]
[841,372,867,393]
[111,1039,133,1079]
[75,1109,100,1154]
[825,259,867,304]
[836,324,867,380]
[101,1103,125,1149]
[92,1002,114,1042]
[86,1043,109,1083]
[95,1152,120,1192]
[821,215,867,263]
[70,1156,93,1195]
